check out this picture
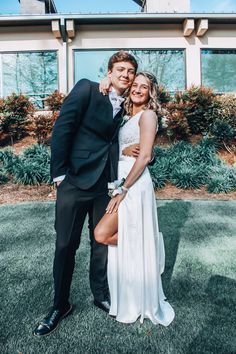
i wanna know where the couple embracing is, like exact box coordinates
[33,51,174,337]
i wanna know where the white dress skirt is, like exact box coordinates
[107,111,175,325]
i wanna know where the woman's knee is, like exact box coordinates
[94,225,107,244]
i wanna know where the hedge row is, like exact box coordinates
[1,86,236,147]
[149,137,236,193]
[1,139,236,194]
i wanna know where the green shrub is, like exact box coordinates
[0,144,51,185]
[23,143,51,164]
[170,163,207,189]
[13,160,50,185]
[149,157,170,189]
[14,144,51,185]
[0,169,9,184]
[207,165,236,193]
[45,90,65,112]
[165,102,190,140]
[28,113,57,144]
[214,94,236,129]
[194,137,219,165]
[0,93,35,143]
[209,119,235,143]
[153,146,169,159]
[157,85,172,105]
[168,141,197,164]
[150,138,236,193]
[177,86,218,135]
[0,147,20,175]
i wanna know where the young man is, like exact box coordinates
[33,51,138,337]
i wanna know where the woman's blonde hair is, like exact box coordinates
[124,72,161,116]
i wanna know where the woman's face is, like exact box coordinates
[130,75,150,107]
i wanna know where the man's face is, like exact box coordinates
[108,61,136,95]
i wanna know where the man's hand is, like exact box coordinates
[122,144,140,158]
[122,144,155,164]
[99,77,112,95]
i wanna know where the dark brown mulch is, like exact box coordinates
[0,182,236,205]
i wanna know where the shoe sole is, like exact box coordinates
[33,304,73,338]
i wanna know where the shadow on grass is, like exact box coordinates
[157,200,191,296]
[186,275,236,354]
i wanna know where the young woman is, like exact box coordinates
[94,72,175,325]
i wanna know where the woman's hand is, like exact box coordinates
[99,77,112,95]
[106,194,126,214]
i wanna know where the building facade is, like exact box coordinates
[0,1,236,107]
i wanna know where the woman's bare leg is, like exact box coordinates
[94,212,118,245]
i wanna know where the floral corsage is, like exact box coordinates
[108,178,128,197]
[120,114,130,127]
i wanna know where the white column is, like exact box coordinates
[0,54,3,97]
[186,45,201,88]
[60,41,68,94]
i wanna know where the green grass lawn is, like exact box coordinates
[0,200,236,354]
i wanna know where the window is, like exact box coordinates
[74,49,185,93]
[201,49,236,93]
[0,51,58,108]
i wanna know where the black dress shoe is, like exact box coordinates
[94,299,110,313]
[33,304,73,337]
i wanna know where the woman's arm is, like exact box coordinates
[106,110,157,213]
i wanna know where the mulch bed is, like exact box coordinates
[1,182,236,205]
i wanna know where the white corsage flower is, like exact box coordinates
[108,178,126,197]
[120,115,130,127]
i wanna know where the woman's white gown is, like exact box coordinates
[108,111,175,325]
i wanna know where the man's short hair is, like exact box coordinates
[108,51,138,72]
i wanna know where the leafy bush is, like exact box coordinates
[165,102,190,140]
[209,119,235,143]
[0,147,20,175]
[207,165,236,193]
[194,137,218,165]
[28,112,58,144]
[0,93,35,143]
[157,85,172,105]
[45,90,65,112]
[149,157,170,189]
[0,169,9,184]
[13,160,50,185]
[214,94,236,129]
[168,141,197,164]
[176,86,219,135]
[170,163,207,189]
[149,138,235,193]
[0,144,50,185]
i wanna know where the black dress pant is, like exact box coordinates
[53,176,110,310]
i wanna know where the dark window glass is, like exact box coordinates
[201,49,236,93]
[1,51,58,108]
[74,49,185,93]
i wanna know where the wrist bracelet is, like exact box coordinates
[121,186,129,193]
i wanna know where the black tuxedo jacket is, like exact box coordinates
[50,79,123,190]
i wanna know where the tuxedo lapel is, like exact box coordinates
[111,107,124,141]
[103,94,113,124]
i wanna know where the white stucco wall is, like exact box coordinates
[0,21,236,93]
[68,23,236,91]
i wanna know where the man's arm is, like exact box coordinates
[51,79,91,180]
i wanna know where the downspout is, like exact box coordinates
[60,18,68,93]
